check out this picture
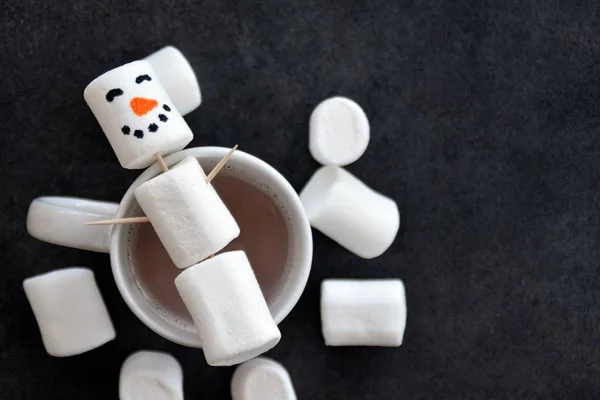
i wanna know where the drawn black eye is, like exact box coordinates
[135,75,152,84]
[106,88,123,102]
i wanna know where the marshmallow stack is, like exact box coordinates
[321,279,406,346]
[145,46,202,116]
[309,97,370,166]
[231,357,297,400]
[119,350,183,400]
[84,60,193,169]
[134,156,240,269]
[175,251,281,366]
[23,267,116,357]
[300,166,400,259]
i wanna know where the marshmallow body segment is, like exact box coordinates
[84,60,193,169]
[145,46,202,116]
[231,357,297,400]
[134,156,240,268]
[321,279,406,346]
[119,350,183,400]
[174,251,281,366]
[300,166,399,258]
[309,97,370,166]
[23,267,116,357]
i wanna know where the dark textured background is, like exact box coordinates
[2,0,600,398]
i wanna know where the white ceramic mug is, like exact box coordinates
[27,147,313,347]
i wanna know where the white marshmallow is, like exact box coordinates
[84,60,193,169]
[145,46,202,117]
[174,251,281,366]
[309,97,370,166]
[23,267,116,357]
[119,350,183,400]
[134,156,240,269]
[300,166,399,259]
[321,279,407,346]
[231,357,297,400]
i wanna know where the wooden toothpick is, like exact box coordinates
[205,144,238,184]
[155,152,169,173]
[85,145,239,226]
[86,216,150,225]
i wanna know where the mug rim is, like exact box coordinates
[110,146,313,347]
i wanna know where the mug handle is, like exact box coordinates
[26,197,119,253]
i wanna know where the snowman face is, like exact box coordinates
[102,71,173,139]
[84,60,194,169]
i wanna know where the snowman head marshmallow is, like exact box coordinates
[84,60,193,169]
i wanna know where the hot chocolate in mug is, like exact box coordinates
[27,147,313,347]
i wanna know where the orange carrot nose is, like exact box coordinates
[130,97,158,116]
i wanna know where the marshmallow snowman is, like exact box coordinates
[84,60,193,169]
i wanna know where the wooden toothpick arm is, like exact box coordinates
[205,144,238,184]
[86,216,150,225]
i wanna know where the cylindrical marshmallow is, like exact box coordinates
[119,350,183,400]
[299,166,400,259]
[134,156,240,268]
[231,357,297,400]
[174,251,281,366]
[84,60,194,169]
[309,97,370,166]
[145,46,202,116]
[23,267,116,357]
[321,279,407,346]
